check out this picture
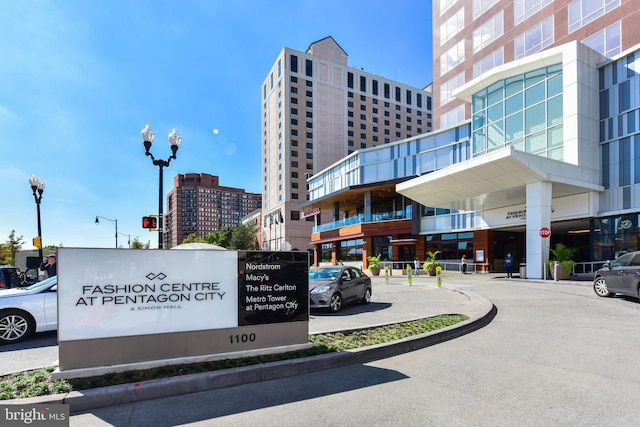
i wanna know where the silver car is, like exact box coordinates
[309,266,372,312]
[593,251,640,298]
[0,276,57,344]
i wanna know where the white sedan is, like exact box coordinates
[0,276,57,344]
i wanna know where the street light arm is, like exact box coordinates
[95,216,118,248]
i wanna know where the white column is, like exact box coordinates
[526,181,552,279]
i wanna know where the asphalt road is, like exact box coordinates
[67,275,640,426]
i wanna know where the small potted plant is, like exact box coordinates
[546,243,576,280]
[423,250,443,276]
[367,253,383,276]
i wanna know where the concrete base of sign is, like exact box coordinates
[52,342,313,380]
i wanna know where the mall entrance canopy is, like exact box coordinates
[396,146,604,279]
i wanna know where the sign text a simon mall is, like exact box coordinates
[56,248,309,375]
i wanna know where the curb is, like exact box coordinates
[9,290,495,413]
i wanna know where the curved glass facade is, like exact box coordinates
[472,63,563,159]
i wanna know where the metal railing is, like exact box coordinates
[380,260,490,275]
[313,210,410,233]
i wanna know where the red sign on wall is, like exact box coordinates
[539,227,551,238]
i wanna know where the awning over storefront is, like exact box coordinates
[396,146,603,211]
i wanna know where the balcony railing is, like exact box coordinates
[313,210,410,233]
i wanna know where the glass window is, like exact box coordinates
[472,64,562,158]
[487,102,503,123]
[473,10,504,53]
[505,92,522,112]
[514,0,552,26]
[473,0,499,19]
[487,120,504,150]
[583,22,621,58]
[547,95,563,127]
[525,82,545,106]
[505,112,524,140]
[441,40,465,75]
[525,103,546,134]
[441,8,465,44]
[547,125,563,148]
[473,47,504,78]
[514,16,554,59]
[505,76,523,97]
[619,80,631,112]
[547,72,562,97]
[525,131,546,154]
[290,55,298,73]
[440,0,458,16]
[473,91,487,110]
[305,59,312,77]
[569,0,620,33]
[441,72,465,106]
[487,81,503,106]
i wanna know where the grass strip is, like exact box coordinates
[0,314,466,400]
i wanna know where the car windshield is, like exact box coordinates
[309,268,341,280]
[25,275,57,291]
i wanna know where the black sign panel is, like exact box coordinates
[238,251,309,326]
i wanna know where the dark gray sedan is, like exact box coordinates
[309,266,372,312]
[593,251,640,298]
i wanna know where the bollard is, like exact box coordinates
[554,261,559,282]
[384,266,389,284]
[407,265,413,286]
[436,266,443,287]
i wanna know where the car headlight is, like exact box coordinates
[310,285,332,294]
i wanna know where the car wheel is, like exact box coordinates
[593,277,612,297]
[361,288,372,304]
[329,293,342,312]
[0,309,35,344]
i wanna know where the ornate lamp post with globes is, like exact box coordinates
[28,174,45,259]
[140,124,181,249]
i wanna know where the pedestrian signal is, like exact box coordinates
[142,216,158,229]
[32,236,42,249]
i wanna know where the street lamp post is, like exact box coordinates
[95,216,118,248]
[118,233,131,248]
[140,124,181,249]
[28,174,45,259]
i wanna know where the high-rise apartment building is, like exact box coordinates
[433,0,640,129]
[261,36,432,252]
[165,173,262,248]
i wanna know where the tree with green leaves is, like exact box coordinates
[206,227,234,248]
[0,230,25,266]
[230,222,259,250]
[131,237,150,249]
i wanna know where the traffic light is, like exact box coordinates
[142,216,158,229]
[32,236,42,249]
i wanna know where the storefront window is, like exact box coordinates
[594,215,640,260]
[321,243,332,263]
[424,233,474,260]
[372,235,392,261]
[339,238,364,261]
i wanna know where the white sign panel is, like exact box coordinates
[58,248,238,341]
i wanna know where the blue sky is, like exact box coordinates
[0,0,433,250]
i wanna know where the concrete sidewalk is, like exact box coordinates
[13,273,498,412]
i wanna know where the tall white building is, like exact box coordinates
[261,36,432,252]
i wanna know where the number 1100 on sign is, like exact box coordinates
[229,333,256,343]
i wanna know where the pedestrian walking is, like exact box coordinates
[461,254,467,274]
